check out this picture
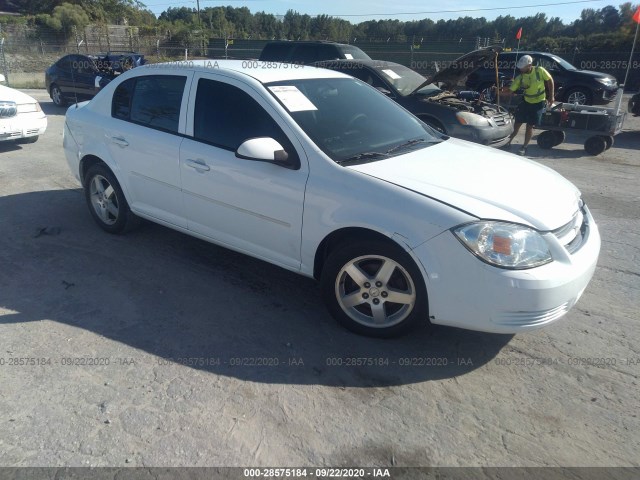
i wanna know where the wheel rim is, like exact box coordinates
[89,175,119,225]
[567,90,587,105]
[335,255,416,328]
[52,87,63,105]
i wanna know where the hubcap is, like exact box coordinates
[53,88,61,104]
[568,90,587,105]
[335,255,416,328]
[89,175,119,225]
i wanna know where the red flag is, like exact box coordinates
[633,6,640,23]
[516,27,523,40]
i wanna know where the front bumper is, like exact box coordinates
[449,119,514,146]
[0,113,47,142]
[412,206,601,333]
[593,85,619,105]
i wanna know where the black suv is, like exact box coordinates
[466,51,618,105]
[259,41,370,64]
[45,52,145,107]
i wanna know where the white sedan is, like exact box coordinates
[62,60,600,337]
[0,74,47,143]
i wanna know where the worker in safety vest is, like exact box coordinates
[501,55,555,156]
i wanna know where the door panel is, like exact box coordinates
[180,75,308,268]
[106,74,191,227]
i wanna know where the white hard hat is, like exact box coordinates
[517,55,533,69]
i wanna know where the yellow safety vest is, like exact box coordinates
[510,66,551,104]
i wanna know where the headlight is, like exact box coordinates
[456,111,491,127]
[452,221,552,269]
[595,77,615,86]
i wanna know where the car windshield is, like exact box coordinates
[374,64,434,96]
[340,45,371,60]
[266,78,443,164]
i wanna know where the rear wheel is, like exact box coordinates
[584,136,607,156]
[321,240,429,337]
[537,130,556,149]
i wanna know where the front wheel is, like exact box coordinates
[84,164,138,234]
[51,84,67,107]
[564,87,592,106]
[321,240,429,337]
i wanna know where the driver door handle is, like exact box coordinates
[185,159,210,172]
[109,136,129,147]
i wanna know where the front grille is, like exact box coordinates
[491,113,510,126]
[0,101,17,118]
[493,302,570,326]
[552,203,589,254]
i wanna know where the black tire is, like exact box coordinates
[83,163,138,234]
[564,87,592,106]
[537,130,556,149]
[603,135,614,150]
[552,131,566,146]
[16,136,38,144]
[50,84,67,107]
[584,136,607,156]
[320,240,429,338]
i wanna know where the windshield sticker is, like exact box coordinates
[382,69,401,80]
[268,86,317,112]
[344,53,354,59]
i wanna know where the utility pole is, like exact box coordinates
[196,0,203,56]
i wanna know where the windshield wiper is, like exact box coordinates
[336,151,390,165]
[385,138,433,155]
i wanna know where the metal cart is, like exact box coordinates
[536,103,626,156]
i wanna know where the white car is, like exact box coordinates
[0,74,47,143]
[63,60,600,337]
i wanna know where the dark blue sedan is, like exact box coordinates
[45,52,145,107]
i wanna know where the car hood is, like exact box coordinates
[575,69,617,82]
[427,46,503,88]
[0,85,38,105]
[347,139,580,231]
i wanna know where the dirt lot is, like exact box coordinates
[0,91,639,470]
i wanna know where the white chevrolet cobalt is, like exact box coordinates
[63,60,600,337]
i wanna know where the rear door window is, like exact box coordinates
[111,75,186,134]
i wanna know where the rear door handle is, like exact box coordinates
[185,159,210,172]
[109,136,129,147]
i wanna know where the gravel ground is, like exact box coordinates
[0,91,639,470]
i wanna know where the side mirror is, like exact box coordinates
[0,74,5,83]
[236,137,290,165]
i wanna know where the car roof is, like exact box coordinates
[141,59,347,83]
[264,40,349,46]
[320,59,400,68]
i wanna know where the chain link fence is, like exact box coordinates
[1,22,638,91]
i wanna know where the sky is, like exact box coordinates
[143,0,614,24]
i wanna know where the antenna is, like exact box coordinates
[70,55,80,108]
